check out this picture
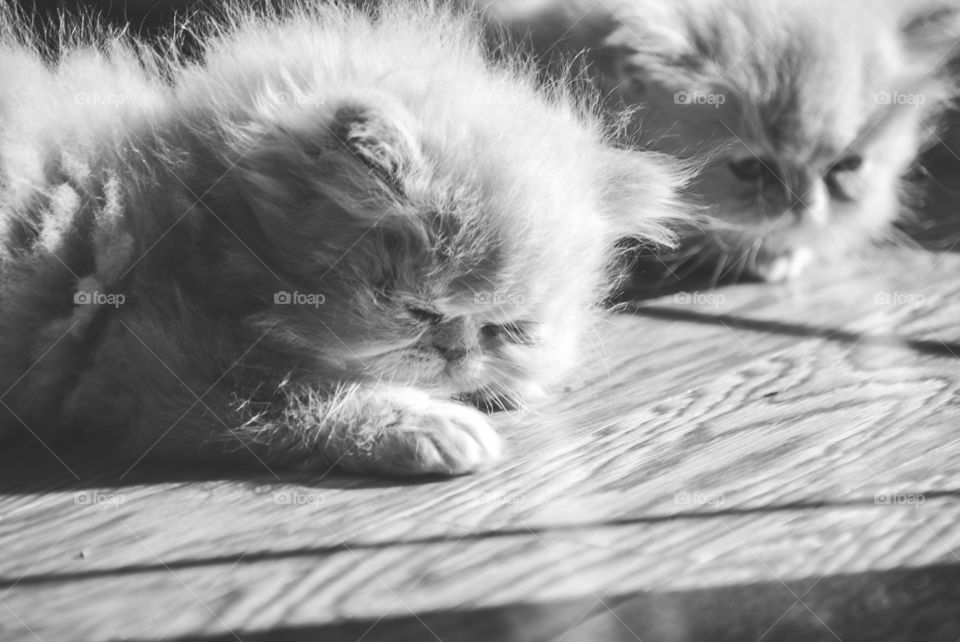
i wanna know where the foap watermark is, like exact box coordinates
[268,90,325,108]
[674,490,726,507]
[674,90,726,108]
[874,91,926,107]
[874,492,925,507]
[873,291,925,307]
[74,290,125,308]
[74,491,126,507]
[673,291,726,307]
[74,91,128,106]
[273,490,326,506]
[273,291,326,307]
[474,291,526,306]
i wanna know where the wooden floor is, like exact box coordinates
[2,245,960,641]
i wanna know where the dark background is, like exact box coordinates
[11,0,960,248]
[16,0,205,36]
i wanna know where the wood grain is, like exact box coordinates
[1,249,959,640]
[1,500,959,640]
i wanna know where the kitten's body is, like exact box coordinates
[489,0,960,281]
[0,2,684,476]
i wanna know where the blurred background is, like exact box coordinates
[15,0,203,35]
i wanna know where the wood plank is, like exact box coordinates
[1,249,959,639]
[0,320,960,575]
[1,500,959,640]
[126,563,960,642]
[3,316,960,577]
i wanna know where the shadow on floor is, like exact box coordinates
[145,562,960,642]
[624,304,960,359]
[0,436,433,494]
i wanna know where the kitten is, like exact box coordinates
[487,0,960,281]
[0,2,686,476]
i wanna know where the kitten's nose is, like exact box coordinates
[760,165,824,222]
[787,173,814,208]
[437,345,468,364]
[433,317,477,365]
[787,173,827,224]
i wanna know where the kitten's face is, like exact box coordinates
[341,258,553,407]
[222,81,681,407]
[586,0,960,280]
[624,79,925,280]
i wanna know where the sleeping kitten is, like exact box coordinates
[0,2,686,476]
[486,0,960,281]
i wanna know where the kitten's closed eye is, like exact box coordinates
[481,321,537,345]
[406,305,443,325]
[407,304,537,345]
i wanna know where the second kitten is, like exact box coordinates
[487,0,960,281]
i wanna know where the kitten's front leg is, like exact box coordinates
[298,385,504,476]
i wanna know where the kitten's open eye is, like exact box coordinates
[480,321,536,344]
[728,157,766,181]
[406,305,443,324]
[828,154,864,174]
[825,154,866,201]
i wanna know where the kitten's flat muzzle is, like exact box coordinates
[437,346,469,364]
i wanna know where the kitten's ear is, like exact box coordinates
[324,105,421,193]
[233,102,420,216]
[597,7,712,96]
[901,2,960,61]
[223,103,423,260]
[602,149,694,247]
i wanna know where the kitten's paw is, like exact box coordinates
[327,392,505,477]
[374,399,503,476]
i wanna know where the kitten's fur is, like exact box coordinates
[487,0,960,281]
[0,2,686,476]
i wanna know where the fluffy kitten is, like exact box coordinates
[0,2,686,476]
[487,0,960,281]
